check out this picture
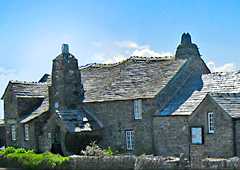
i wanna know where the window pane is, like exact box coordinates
[133,99,142,120]
[11,125,16,141]
[208,112,214,133]
[126,130,134,150]
[191,127,203,144]
[24,124,29,141]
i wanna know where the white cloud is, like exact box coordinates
[207,61,237,72]
[91,40,172,64]
[103,55,126,64]
[131,48,171,57]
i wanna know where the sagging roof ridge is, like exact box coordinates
[79,55,174,70]
[9,80,49,85]
[209,92,240,96]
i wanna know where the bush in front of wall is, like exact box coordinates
[0,147,69,170]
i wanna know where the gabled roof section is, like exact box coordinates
[20,97,49,123]
[0,119,5,126]
[38,74,51,83]
[171,72,240,116]
[170,91,208,116]
[56,109,103,133]
[80,56,186,102]
[1,80,49,100]
[209,93,240,118]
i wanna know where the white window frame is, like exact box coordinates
[11,125,16,141]
[133,99,142,120]
[208,112,215,134]
[125,130,134,150]
[24,124,30,141]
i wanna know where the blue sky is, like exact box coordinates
[0,0,240,117]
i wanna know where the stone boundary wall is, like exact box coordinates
[69,155,188,170]
[3,154,240,170]
[201,157,240,169]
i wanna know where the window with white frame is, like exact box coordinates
[208,112,215,133]
[11,125,16,141]
[125,130,134,150]
[24,124,30,141]
[133,99,142,120]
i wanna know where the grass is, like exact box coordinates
[0,147,69,170]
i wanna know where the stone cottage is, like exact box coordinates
[2,33,240,161]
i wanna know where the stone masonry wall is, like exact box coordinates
[234,120,240,157]
[189,96,234,167]
[153,116,189,157]
[84,98,155,155]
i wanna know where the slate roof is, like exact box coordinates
[20,97,49,123]
[56,109,101,132]
[170,72,240,116]
[4,56,186,122]
[1,80,50,123]
[210,93,240,118]
[2,80,49,98]
[81,56,186,102]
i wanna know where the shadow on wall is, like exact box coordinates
[160,71,203,115]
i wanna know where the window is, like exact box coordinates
[125,130,134,150]
[47,132,52,139]
[11,125,16,141]
[191,127,203,144]
[24,124,29,141]
[133,99,142,120]
[208,112,214,133]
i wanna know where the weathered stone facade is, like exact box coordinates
[2,33,240,163]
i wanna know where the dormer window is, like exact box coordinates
[208,112,215,133]
[133,99,142,120]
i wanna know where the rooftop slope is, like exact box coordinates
[3,56,186,122]
[171,72,240,116]
[81,56,186,102]
[210,93,240,118]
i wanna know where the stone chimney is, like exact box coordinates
[175,33,200,60]
[61,44,69,54]
[51,44,84,112]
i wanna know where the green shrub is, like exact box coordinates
[1,146,16,155]
[103,147,113,156]
[0,147,69,170]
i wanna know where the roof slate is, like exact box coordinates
[170,72,240,116]
[81,56,186,102]
[10,81,49,97]
[7,56,186,122]
[56,109,100,132]
[20,97,49,123]
[210,93,240,118]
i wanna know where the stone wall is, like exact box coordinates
[0,126,6,146]
[84,98,155,155]
[153,116,189,157]
[234,119,240,156]
[189,96,234,167]
[68,155,186,170]
[201,157,240,169]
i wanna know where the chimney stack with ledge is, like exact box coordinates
[61,44,69,54]
[175,33,200,60]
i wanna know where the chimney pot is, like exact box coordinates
[61,44,69,54]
